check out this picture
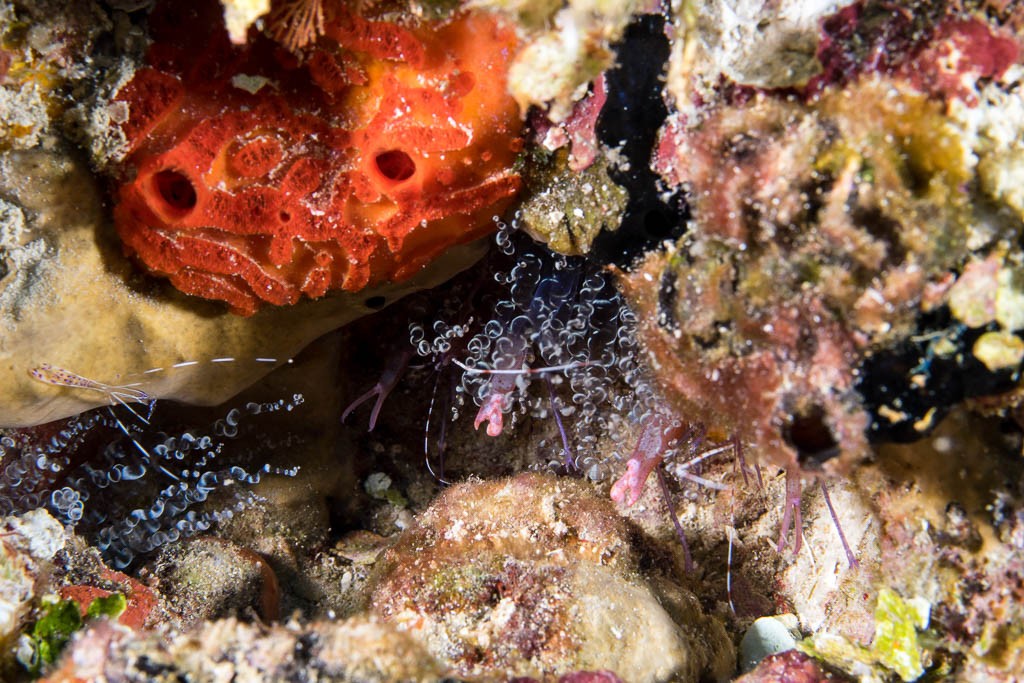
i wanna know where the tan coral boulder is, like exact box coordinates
[368,472,735,683]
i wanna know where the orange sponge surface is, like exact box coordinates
[113,1,522,315]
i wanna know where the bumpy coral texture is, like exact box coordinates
[113,1,522,315]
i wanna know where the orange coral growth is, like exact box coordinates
[113,0,523,315]
[58,569,158,630]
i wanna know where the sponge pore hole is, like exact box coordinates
[153,170,198,215]
[375,150,416,182]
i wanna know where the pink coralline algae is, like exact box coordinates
[810,4,1019,101]
[634,5,1024,479]
[903,18,1019,105]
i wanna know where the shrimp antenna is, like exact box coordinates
[423,360,453,486]
[451,359,593,375]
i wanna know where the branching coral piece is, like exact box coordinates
[113,0,523,315]
[267,0,324,51]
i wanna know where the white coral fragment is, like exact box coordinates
[221,0,272,44]
[481,0,640,121]
[952,66,1024,219]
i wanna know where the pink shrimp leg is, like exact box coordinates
[777,467,803,555]
[342,348,412,431]
[610,412,685,506]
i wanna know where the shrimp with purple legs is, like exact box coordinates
[469,257,582,439]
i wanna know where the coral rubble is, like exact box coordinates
[42,615,448,683]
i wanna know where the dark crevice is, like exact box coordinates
[858,308,1022,443]
[364,295,386,310]
[785,406,840,467]
[590,13,688,268]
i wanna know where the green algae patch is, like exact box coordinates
[17,597,81,675]
[518,150,628,256]
[86,593,127,621]
[799,588,931,682]
[873,588,930,680]
[17,593,126,675]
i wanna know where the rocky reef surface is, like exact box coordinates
[1,0,1023,681]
